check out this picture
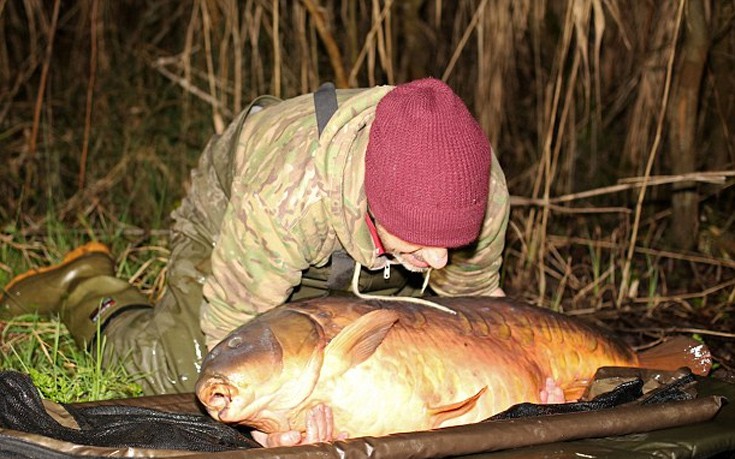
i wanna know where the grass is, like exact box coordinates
[1,314,143,403]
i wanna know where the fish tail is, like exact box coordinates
[637,336,712,376]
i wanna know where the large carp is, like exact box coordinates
[196,297,711,438]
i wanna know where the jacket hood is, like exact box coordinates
[315,85,394,270]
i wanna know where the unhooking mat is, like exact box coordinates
[0,368,732,458]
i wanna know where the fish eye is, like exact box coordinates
[227,336,243,348]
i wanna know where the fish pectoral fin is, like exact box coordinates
[428,386,487,428]
[321,309,400,380]
[561,379,591,402]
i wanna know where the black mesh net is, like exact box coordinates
[0,371,258,452]
[488,371,697,420]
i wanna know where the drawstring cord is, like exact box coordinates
[350,262,456,315]
[420,267,432,295]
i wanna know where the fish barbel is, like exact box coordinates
[196,297,711,438]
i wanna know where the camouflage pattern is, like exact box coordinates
[200,86,510,347]
[104,85,510,394]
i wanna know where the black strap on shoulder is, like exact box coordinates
[313,82,338,138]
[313,83,354,291]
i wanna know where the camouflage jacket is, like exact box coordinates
[200,86,510,347]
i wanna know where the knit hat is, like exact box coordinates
[365,78,491,248]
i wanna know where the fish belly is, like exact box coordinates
[304,299,639,436]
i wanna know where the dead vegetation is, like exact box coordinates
[0,1,734,376]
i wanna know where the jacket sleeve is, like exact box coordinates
[200,192,322,348]
[429,152,510,296]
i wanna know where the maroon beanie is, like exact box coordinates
[365,78,491,248]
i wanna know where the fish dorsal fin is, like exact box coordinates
[321,309,399,380]
[428,386,487,428]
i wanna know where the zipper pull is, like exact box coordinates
[383,262,391,280]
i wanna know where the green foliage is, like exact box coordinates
[1,314,143,403]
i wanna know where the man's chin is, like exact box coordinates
[394,255,430,273]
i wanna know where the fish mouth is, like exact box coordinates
[197,377,239,422]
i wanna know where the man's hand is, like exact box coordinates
[251,429,301,448]
[539,377,566,404]
[251,404,348,447]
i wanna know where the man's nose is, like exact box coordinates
[421,247,448,269]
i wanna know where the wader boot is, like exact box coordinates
[0,242,152,348]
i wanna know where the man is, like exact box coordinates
[1,78,509,401]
